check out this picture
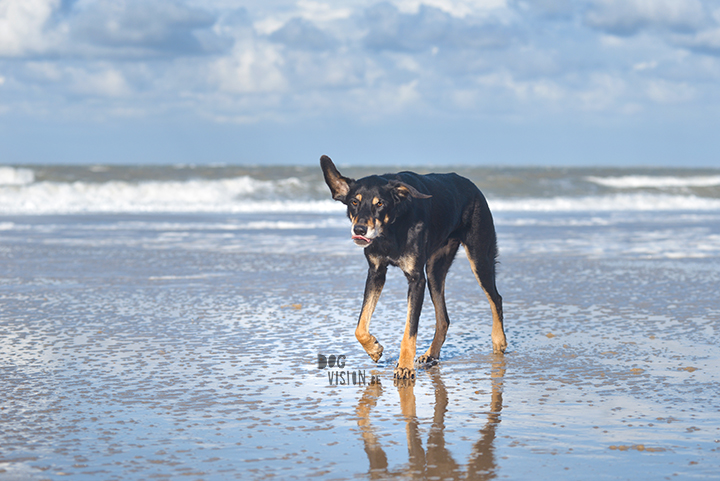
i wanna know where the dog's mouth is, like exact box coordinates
[352,235,373,247]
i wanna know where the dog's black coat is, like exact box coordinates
[320,155,507,379]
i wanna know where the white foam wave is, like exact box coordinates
[2,177,720,214]
[489,193,720,212]
[0,177,343,214]
[0,166,35,186]
[586,175,720,189]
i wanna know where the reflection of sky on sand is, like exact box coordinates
[1,212,719,479]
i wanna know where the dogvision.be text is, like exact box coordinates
[317,354,379,386]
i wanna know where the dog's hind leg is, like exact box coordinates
[356,260,387,362]
[418,240,460,364]
[464,242,507,353]
[462,206,507,353]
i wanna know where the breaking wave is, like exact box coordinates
[585,175,720,189]
[0,166,35,186]
[2,166,720,214]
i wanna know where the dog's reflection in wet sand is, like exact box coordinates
[356,358,505,480]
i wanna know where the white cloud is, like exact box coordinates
[281,51,368,89]
[253,17,286,36]
[212,40,287,93]
[362,2,514,53]
[348,79,423,117]
[392,0,508,18]
[1,0,719,126]
[68,67,132,97]
[24,61,63,81]
[519,0,575,20]
[67,0,221,57]
[397,78,420,103]
[646,79,694,103]
[0,0,225,59]
[0,0,60,56]
[585,0,707,36]
[476,71,565,102]
[676,27,720,55]
[633,60,658,71]
[268,17,336,50]
[576,73,626,111]
[19,61,132,97]
[296,0,353,23]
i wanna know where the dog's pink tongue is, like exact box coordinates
[352,235,371,244]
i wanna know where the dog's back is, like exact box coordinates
[377,171,497,259]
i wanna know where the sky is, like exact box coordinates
[1,0,720,166]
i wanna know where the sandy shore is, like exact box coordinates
[1,212,719,479]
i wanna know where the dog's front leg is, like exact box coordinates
[356,262,387,362]
[394,271,425,380]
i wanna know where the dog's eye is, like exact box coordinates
[376,201,383,208]
[351,199,358,206]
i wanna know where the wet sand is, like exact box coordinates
[1,213,719,480]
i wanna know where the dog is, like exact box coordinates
[320,155,507,380]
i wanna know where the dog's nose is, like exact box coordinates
[353,224,368,236]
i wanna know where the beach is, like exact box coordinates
[1,165,719,479]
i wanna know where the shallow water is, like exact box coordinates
[1,209,719,480]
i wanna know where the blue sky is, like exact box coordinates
[1,0,720,166]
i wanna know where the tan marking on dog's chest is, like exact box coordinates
[367,254,383,270]
[397,254,417,274]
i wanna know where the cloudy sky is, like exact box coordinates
[1,0,720,166]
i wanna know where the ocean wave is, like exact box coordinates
[585,175,720,189]
[0,176,341,214]
[0,166,35,186]
[490,193,720,212]
[2,175,720,214]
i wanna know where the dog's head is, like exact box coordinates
[320,155,430,248]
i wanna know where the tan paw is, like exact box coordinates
[492,339,508,354]
[393,365,416,380]
[367,340,384,362]
[416,353,438,365]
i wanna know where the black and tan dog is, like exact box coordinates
[320,155,507,379]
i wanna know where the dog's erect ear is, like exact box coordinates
[388,180,432,201]
[320,155,354,203]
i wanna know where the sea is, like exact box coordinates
[3,163,720,215]
[2,164,720,259]
[2,164,720,480]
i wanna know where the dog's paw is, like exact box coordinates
[367,340,384,362]
[393,364,415,380]
[416,353,438,366]
[492,331,507,354]
[492,339,508,354]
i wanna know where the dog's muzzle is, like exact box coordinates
[352,223,377,247]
